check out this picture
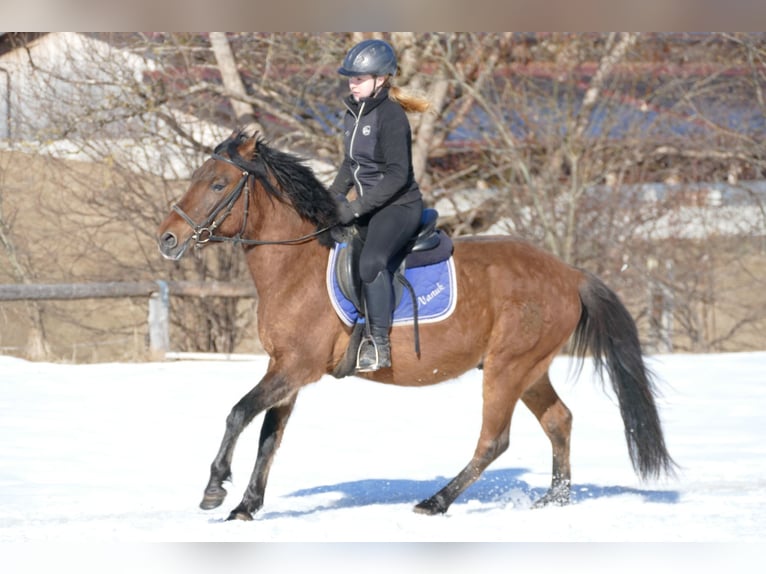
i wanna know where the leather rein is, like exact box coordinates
[172,152,331,248]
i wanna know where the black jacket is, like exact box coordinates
[328,87,421,217]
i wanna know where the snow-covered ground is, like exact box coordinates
[2,351,764,570]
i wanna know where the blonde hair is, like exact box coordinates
[389,84,431,114]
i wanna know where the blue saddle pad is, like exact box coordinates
[326,244,458,327]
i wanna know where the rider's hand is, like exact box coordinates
[336,199,357,225]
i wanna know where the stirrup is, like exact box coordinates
[356,337,380,372]
[356,337,389,372]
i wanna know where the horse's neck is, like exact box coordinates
[244,202,326,297]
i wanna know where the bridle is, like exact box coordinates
[172,152,331,248]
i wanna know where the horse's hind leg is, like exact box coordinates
[521,371,572,507]
[414,362,521,515]
[226,395,298,521]
[200,370,295,513]
[413,441,510,515]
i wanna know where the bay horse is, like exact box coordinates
[156,131,675,521]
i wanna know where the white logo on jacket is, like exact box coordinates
[362,125,371,136]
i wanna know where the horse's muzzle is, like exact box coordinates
[158,231,187,261]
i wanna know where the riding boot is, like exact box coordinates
[357,270,393,372]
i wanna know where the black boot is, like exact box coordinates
[357,270,393,372]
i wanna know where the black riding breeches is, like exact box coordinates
[357,199,423,284]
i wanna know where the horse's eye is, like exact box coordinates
[212,182,226,192]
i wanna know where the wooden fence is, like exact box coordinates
[0,280,258,359]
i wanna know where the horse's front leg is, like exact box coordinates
[226,395,298,521]
[200,370,294,512]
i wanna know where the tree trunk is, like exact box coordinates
[209,32,265,134]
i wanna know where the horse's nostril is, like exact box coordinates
[161,232,178,249]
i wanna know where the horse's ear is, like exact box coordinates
[240,134,257,157]
[232,127,258,141]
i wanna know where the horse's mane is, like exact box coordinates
[215,130,338,247]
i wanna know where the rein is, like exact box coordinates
[172,152,332,248]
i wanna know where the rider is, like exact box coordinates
[331,38,430,372]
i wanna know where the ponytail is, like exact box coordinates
[388,84,431,114]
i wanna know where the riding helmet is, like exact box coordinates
[338,39,397,77]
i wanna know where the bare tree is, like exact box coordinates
[0,152,50,359]
[208,32,263,133]
[2,32,765,359]
[428,32,766,351]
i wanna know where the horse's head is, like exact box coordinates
[157,131,340,261]
[157,132,261,261]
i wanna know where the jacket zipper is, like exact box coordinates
[347,100,366,198]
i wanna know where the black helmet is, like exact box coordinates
[338,39,397,77]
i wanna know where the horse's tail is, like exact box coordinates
[571,271,677,481]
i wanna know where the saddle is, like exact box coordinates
[328,208,454,378]
[333,208,454,312]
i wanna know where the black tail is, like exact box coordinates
[572,271,676,480]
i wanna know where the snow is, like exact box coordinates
[1,351,764,570]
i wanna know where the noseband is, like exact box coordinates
[172,152,330,248]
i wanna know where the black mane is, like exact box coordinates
[215,131,339,247]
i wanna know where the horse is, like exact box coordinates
[156,130,676,521]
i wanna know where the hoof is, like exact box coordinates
[532,487,571,509]
[199,485,227,510]
[226,506,254,521]
[413,496,448,515]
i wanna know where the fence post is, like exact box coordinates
[148,280,170,360]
